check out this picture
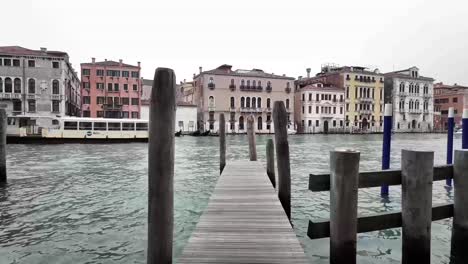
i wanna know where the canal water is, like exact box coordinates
[0,134,462,264]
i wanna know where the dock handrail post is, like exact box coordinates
[401,149,433,264]
[381,103,392,195]
[450,150,468,263]
[0,109,6,184]
[266,138,276,188]
[329,149,360,264]
[247,115,257,161]
[147,68,176,264]
[273,101,291,220]
[446,107,455,186]
[463,109,468,149]
[219,113,226,174]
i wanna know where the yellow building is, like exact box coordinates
[295,65,385,132]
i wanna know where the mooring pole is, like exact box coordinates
[450,150,468,264]
[0,109,6,184]
[401,149,434,264]
[273,101,291,220]
[446,107,454,186]
[266,138,276,188]
[463,109,468,149]
[219,113,226,174]
[247,115,257,161]
[148,68,176,264]
[381,103,392,195]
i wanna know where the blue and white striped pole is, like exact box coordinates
[446,107,454,186]
[463,109,468,149]
[381,103,392,196]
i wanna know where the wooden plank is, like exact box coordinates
[307,203,453,239]
[309,165,453,192]
[178,161,308,264]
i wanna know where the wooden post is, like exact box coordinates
[401,149,433,264]
[219,113,226,174]
[450,150,468,264]
[0,109,6,184]
[329,149,360,264]
[247,115,257,161]
[148,68,176,264]
[266,138,275,188]
[273,101,291,220]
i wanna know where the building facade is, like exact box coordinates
[80,58,141,118]
[384,67,434,132]
[294,83,345,133]
[0,46,81,117]
[193,64,295,133]
[433,82,468,130]
[296,65,385,132]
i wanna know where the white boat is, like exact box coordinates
[455,129,463,135]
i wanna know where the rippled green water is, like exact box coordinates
[0,134,462,263]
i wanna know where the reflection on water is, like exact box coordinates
[0,134,461,264]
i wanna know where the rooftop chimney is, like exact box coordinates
[193,73,196,78]
[184,79,186,83]
[199,66,202,74]
[298,76,302,80]
[40,47,47,53]
[119,59,123,66]
[306,68,311,78]
[105,59,107,62]
[92,57,96,63]
[138,61,141,67]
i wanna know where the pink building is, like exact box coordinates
[80,58,141,118]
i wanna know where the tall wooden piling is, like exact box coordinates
[401,150,433,264]
[148,68,176,264]
[0,109,6,184]
[462,109,468,149]
[446,107,454,186]
[219,113,226,174]
[450,150,468,264]
[273,101,291,220]
[329,149,360,264]
[266,139,276,188]
[381,103,392,195]
[247,115,257,161]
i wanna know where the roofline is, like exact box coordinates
[194,71,295,80]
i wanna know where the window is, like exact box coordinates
[122,112,129,118]
[79,122,92,130]
[13,100,21,111]
[131,71,139,78]
[131,98,139,105]
[108,83,113,91]
[132,112,139,119]
[64,121,78,130]
[4,59,11,66]
[108,123,121,131]
[316,93,319,101]
[28,60,35,67]
[14,78,21,93]
[13,59,20,67]
[83,82,90,89]
[83,96,91,104]
[82,110,90,117]
[453,97,458,103]
[97,97,105,104]
[122,71,129,77]
[106,70,113,76]
[82,69,90,75]
[97,83,104,89]
[133,84,138,91]
[114,83,119,91]
[252,97,256,108]
[52,80,59,94]
[230,97,235,108]
[114,97,120,105]
[239,116,244,130]
[245,97,250,108]
[28,79,35,94]
[122,98,129,105]
[27,100,36,112]
[96,111,104,117]
[302,106,304,114]
[316,120,319,127]
[309,106,312,113]
[267,98,271,108]
[258,117,263,130]
[96,69,104,76]
[286,99,290,109]
[123,123,134,130]
[258,98,262,108]
[124,84,128,91]
[94,122,106,130]
[0,78,2,93]
[52,61,59,68]
[316,106,319,113]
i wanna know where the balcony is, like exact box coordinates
[398,92,408,97]
[264,107,272,113]
[12,93,21,99]
[208,118,216,123]
[320,112,335,118]
[229,84,236,91]
[26,94,39,100]
[358,98,373,103]
[266,86,272,93]
[240,107,263,113]
[256,86,263,91]
[229,107,236,112]
[285,87,291,94]
[408,109,422,114]
[208,106,215,112]
[50,94,64,100]
[103,103,122,110]
[358,109,372,115]
[422,93,431,98]
[208,83,215,90]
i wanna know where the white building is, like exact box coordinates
[384,67,434,132]
[294,83,345,133]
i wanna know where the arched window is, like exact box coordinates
[14,78,21,93]
[5,78,12,93]
[258,80,262,87]
[252,80,256,87]
[415,100,419,110]
[241,79,245,85]
[209,77,214,83]
[267,98,271,108]
[257,97,262,108]
[415,84,420,94]
[241,97,245,108]
[409,100,413,110]
[286,99,290,109]
[239,116,244,130]
[258,116,263,130]
[409,83,414,94]
[230,97,235,108]
[230,79,234,85]
[267,81,271,87]
[208,96,215,108]
[287,82,290,88]
[424,85,428,94]
[246,97,251,108]
[399,100,404,110]
[28,79,35,94]
[0,78,3,93]
[252,97,256,108]
[366,88,370,98]
[399,82,405,92]
[247,80,250,88]
[53,80,60,94]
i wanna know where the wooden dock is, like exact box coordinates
[177,160,308,264]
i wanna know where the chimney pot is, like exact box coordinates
[40,47,47,52]
[306,68,311,78]
[199,66,202,74]
[105,59,107,62]
[92,57,96,63]
[119,59,123,63]
[138,61,141,67]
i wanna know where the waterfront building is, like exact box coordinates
[0,46,81,117]
[179,80,195,104]
[80,58,141,118]
[433,82,468,130]
[384,67,434,132]
[296,65,385,132]
[192,64,295,133]
[294,82,345,133]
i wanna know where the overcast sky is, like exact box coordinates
[3,0,468,84]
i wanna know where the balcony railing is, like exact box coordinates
[358,98,374,103]
[208,106,215,112]
[266,86,272,93]
[240,107,263,113]
[103,103,122,110]
[408,109,422,114]
[50,94,64,100]
[422,93,431,98]
[264,107,272,112]
[229,84,236,91]
[285,87,291,94]
[398,92,408,97]
[358,109,372,115]
[208,83,215,90]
